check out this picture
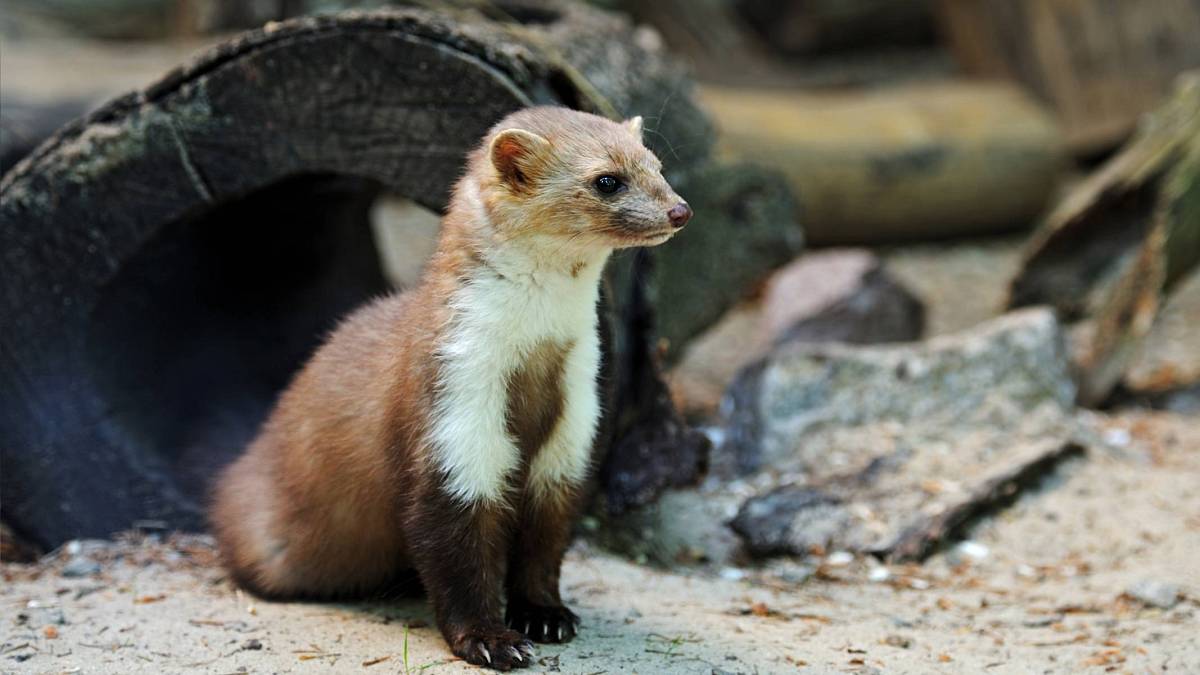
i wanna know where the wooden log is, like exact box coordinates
[735,0,936,56]
[1009,72,1200,406]
[698,81,1066,244]
[936,0,1200,154]
[0,6,712,547]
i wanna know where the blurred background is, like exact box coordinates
[1,1,1199,671]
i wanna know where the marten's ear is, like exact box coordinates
[490,128,550,189]
[626,116,644,142]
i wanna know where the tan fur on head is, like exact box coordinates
[474,106,688,259]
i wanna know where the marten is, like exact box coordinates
[210,106,691,670]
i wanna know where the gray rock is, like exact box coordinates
[595,488,743,566]
[60,555,101,578]
[730,307,1075,473]
[729,486,847,557]
[667,249,921,418]
[720,308,1080,560]
[763,250,924,347]
[1125,580,1182,609]
[620,308,1081,565]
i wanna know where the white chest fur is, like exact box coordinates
[429,252,606,505]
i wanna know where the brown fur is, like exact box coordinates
[505,339,572,463]
[210,106,689,671]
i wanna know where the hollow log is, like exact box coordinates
[0,6,714,548]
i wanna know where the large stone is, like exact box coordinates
[762,249,923,346]
[719,307,1080,560]
[730,307,1074,471]
[698,82,1066,244]
[667,250,923,417]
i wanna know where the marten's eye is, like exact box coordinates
[594,174,623,195]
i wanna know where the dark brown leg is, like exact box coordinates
[505,487,581,644]
[409,493,533,670]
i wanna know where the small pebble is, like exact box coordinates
[883,634,912,649]
[719,567,747,581]
[1125,579,1181,609]
[825,551,854,567]
[868,566,891,583]
[774,562,814,584]
[61,557,101,578]
[955,541,989,561]
[1103,427,1131,447]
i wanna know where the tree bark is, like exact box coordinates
[1009,72,1200,406]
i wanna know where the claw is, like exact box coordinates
[518,640,535,658]
[543,621,550,639]
[480,646,491,665]
[557,625,564,641]
[523,621,531,636]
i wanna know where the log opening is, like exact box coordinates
[86,173,394,507]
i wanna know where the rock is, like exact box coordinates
[770,560,816,584]
[368,196,440,290]
[667,250,923,417]
[721,308,1081,560]
[698,82,1066,244]
[727,307,1074,471]
[17,606,66,628]
[594,488,743,566]
[60,556,101,578]
[729,486,846,557]
[1125,580,1182,609]
[1109,382,1200,415]
[762,250,924,346]
[667,302,771,418]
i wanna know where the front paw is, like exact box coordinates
[449,626,534,671]
[506,601,580,643]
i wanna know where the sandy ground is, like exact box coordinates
[3,410,1196,675]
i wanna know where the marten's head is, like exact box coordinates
[475,106,691,253]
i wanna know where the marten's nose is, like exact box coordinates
[668,202,692,228]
